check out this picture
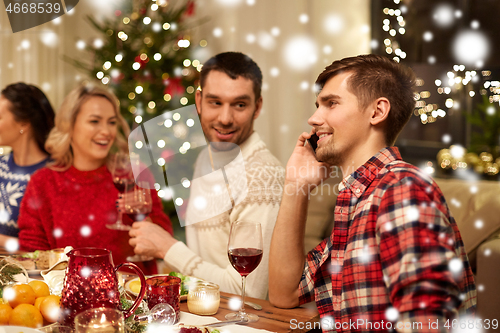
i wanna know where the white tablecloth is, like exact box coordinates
[178,311,276,333]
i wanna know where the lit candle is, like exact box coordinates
[187,282,220,316]
[74,308,124,333]
[85,314,118,333]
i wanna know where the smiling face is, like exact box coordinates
[71,96,118,170]
[308,71,372,168]
[0,96,25,148]
[195,70,262,146]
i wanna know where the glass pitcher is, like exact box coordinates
[59,248,146,326]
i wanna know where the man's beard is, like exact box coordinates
[317,146,344,167]
[316,136,345,167]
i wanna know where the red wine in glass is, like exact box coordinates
[113,177,135,193]
[226,220,263,323]
[126,211,150,222]
[228,248,263,277]
[107,152,137,230]
[126,183,154,262]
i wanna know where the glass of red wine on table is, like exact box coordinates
[124,181,154,262]
[226,220,263,323]
[107,152,136,230]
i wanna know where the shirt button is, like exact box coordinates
[339,208,343,213]
[356,188,361,194]
[336,252,339,259]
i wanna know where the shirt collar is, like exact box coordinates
[338,147,402,198]
[238,131,261,155]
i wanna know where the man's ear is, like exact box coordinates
[195,90,202,115]
[253,96,263,120]
[370,97,390,126]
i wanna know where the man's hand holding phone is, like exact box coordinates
[284,131,330,189]
[307,133,320,156]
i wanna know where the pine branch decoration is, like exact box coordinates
[0,258,24,286]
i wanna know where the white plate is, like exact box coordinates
[0,326,43,333]
[4,252,50,275]
[124,274,204,301]
[27,270,42,276]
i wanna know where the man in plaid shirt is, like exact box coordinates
[269,55,476,333]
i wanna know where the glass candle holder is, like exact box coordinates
[74,307,125,333]
[187,281,220,316]
[49,248,66,267]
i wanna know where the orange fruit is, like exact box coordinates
[2,285,14,304]
[8,284,36,308]
[8,303,43,328]
[34,296,47,310]
[40,295,61,323]
[29,280,50,298]
[0,303,12,325]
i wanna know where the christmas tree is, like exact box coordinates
[68,0,205,126]
[68,0,207,237]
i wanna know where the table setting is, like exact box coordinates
[0,221,319,333]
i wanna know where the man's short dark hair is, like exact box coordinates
[200,52,263,101]
[316,54,416,145]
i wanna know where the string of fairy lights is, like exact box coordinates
[380,0,500,126]
[381,0,500,177]
[381,0,442,125]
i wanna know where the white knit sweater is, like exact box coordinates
[163,132,284,299]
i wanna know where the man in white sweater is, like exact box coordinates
[129,52,284,299]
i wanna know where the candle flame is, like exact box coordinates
[100,313,107,324]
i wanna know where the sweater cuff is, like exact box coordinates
[163,241,198,273]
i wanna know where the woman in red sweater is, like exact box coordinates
[17,85,173,274]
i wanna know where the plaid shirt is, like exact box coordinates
[299,147,476,333]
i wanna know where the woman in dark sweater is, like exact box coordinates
[0,83,55,250]
[18,85,172,274]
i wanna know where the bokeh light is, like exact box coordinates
[324,14,344,34]
[283,36,318,71]
[258,31,275,50]
[213,27,223,38]
[452,30,490,66]
[433,4,455,28]
[40,30,59,47]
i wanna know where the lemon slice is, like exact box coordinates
[129,280,142,294]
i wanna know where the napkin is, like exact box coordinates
[40,246,73,296]
[178,312,276,333]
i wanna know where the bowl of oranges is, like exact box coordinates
[0,280,61,328]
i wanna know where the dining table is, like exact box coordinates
[178,291,320,333]
[0,247,320,333]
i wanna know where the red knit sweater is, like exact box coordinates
[18,165,173,275]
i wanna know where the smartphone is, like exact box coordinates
[307,133,319,153]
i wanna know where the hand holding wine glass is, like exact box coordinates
[107,152,136,230]
[226,220,263,323]
[125,181,155,262]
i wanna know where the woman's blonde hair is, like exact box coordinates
[45,84,130,171]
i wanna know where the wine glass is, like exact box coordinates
[107,152,136,230]
[132,303,177,326]
[226,220,263,323]
[125,182,154,262]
